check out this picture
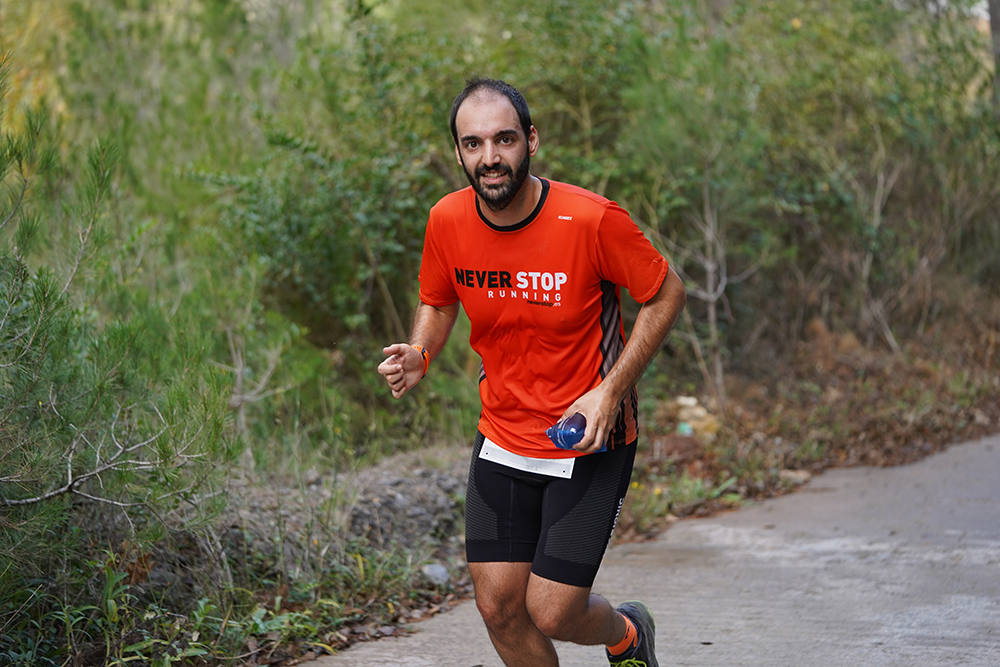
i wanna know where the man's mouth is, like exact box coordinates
[477,166,511,186]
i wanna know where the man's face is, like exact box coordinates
[454,92,537,211]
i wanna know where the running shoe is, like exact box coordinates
[607,600,658,667]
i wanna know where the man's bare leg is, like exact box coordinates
[525,573,627,646]
[469,562,559,666]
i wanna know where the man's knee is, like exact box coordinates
[477,592,573,640]
[526,597,576,640]
[470,562,533,632]
[525,575,595,641]
[476,592,529,632]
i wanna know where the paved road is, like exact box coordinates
[317,434,1000,666]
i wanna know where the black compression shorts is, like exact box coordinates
[464,431,636,587]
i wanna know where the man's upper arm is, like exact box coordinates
[595,204,669,303]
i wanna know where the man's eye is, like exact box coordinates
[465,141,478,150]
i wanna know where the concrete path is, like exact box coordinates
[316,434,1000,666]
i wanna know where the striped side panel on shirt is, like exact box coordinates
[598,280,637,450]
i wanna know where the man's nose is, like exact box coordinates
[483,141,501,165]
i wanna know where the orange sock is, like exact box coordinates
[606,612,637,656]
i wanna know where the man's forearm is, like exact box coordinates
[411,301,460,363]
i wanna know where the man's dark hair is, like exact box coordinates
[449,78,533,146]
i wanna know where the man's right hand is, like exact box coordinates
[377,343,425,398]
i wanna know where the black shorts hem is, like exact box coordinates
[466,541,536,564]
[465,545,600,587]
[531,555,602,588]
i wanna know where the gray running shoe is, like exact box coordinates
[607,601,658,667]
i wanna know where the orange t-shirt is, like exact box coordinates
[418,179,668,458]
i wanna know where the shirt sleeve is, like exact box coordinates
[417,214,459,306]
[594,203,669,303]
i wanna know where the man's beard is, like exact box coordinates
[462,152,531,212]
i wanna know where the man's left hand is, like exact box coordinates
[561,385,621,454]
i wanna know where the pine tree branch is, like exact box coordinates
[58,198,100,300]
[0,302,48,370]
[0,404,182,507]
[60,140,117,299]
[0,174,28,232]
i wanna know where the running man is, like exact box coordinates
[377,78,685,667]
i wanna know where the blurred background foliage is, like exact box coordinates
[1,0,998,662]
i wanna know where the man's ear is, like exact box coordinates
[455,144,463,166]
[528,126,539,157]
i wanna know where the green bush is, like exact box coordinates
[0,54,231,663]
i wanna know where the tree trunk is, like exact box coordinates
[990,0,1000,115]
[702,171,727,409]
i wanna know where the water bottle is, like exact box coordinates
[546,413,587,449]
